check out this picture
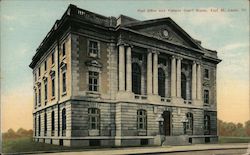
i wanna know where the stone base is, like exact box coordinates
[171,97,184,104]
[148,94,161,102]
[116,91,134,100]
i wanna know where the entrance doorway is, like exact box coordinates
[162,111,171,136]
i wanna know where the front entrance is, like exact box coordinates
[162,111,171,136]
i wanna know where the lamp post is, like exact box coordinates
[156,114,164,145]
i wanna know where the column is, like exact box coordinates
[176,58,182,98]
[153,52,158,95]
[196,63,201,100]
[171,56,176,97]
[192,61,197,100]
[126,46,132,92]
[147,52,152,95]
[118,45,125,91]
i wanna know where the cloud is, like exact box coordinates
[219,42,249,52]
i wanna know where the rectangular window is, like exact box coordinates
[62,71,66,93]
[52,77,55,97]
[204,90,209,104]
[44,60,47,71]
[38,87,41,105]
[44,114,47,136]
[88,108,100,130]
[44,81,47,103]
[52,52,55,65]
[204,69,209,79]
[34,73,37,81]
[51,111,55,136]
[35,90,37,107]
[62,43,66,56]
[88,40,99,57]
[88,71,99,92]
[137,110,147,130]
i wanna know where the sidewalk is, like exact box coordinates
[38,143,250,155]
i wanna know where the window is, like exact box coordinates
[38,115,41,136]
[34,117,37,136]
[204,115,210,135]
[44,81,47,103]
[35,90,37,107]
[62,71,66,93]
[181,73,187,100]
[204,90,209,104]
[204,69,209,79]
[158,68,166,97]
[88,71,99,92]
[62,43,66,56]
[137,110,147,130]
[51,111,55,136]
[132,63,141,95]
[38,67,41,77]
[52,52,55,65]
[34,73,37,81]
[51,76,55,97]
[44,60,47,71]
[62,108,66,136]
[38,87,41,105]
[185,113,193,134]
[88,40,99,57]
[88,108,100,130]
[44,113,47,136]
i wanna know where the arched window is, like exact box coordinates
[181,73,187,100]
[88,108,100,130]
[186,113,193,134]
[132,63,141,95]
[62,108,66,136]
[38,115,41,136]
[204,115,210,135]
[158,68,166,97]
[137,110,147,130]
[51,111,55,136]
[44,113,47,136]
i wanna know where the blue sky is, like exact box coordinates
[1,0,249,131]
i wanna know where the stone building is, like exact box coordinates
[29,4,221,147]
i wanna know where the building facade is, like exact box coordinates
[29,4,221,147]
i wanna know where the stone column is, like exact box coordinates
[126,46,132,92]
[192,61,197,100]
[153,52,158,95]
[171,56,176,97]
[196,63,201,100]
[147,51,152,95]
[176,58,182,98]
[118,45,125,91]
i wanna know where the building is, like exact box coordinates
[29,4,221,147]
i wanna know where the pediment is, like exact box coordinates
[85,59,102,68]
[124,18,202,50]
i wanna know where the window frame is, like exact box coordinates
[51,75,55,98]
[186,113,193,134]
[62,108,66,136]
[44,80,48,104]
[51,52,55,65]
[88,71,99,92]
[88,108,100,130]
[204,68,209,79]
[51,111,55,136]
[38,86,41,106]
[204,89,209,104]
[137,109,147,130]
[88,40,100,58]
[44,60,47,71]
[62,42,66,57]
[204,115,210,133]
[44,113,47,136]
[62,70,67,94]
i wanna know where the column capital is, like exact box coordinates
[176,56,183,60]
[171,55,177,59]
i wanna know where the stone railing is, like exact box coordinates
[184,100,192,104]
[161,97,171,103]
[134,94,147,100]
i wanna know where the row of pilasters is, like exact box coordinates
[118,44,202,101]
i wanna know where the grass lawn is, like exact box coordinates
[219,136,250,143]
[3,137,73,154]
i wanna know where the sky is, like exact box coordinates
[1,0,249,132]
